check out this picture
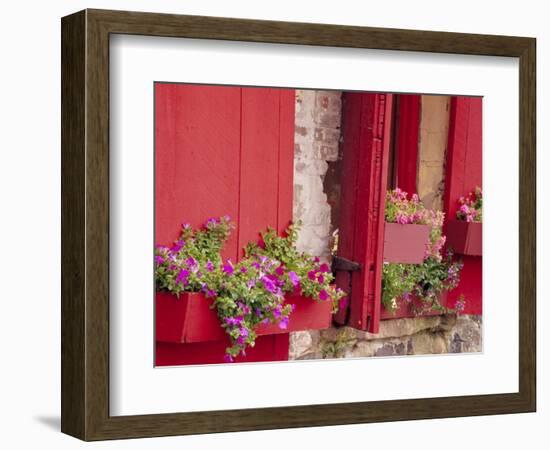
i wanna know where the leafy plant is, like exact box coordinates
[457,187,482,222]
[155,218,346,361]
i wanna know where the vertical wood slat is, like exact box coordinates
[334,94,363,325]
[353,94,393,332]
[277,89,296,234]
[238,88,281,255]
[335,93,393,332]
[395,95,421,194]
[443,96,483,315]
[155,84,242,261]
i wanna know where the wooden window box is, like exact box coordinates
[446,220,482,256]
[156,291,333,344]
[383,222,431,264]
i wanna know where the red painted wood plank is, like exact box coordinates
[359,94,393,333]
[395,95,421,194]
[156,334,290,366]
[238,88,281,257]
[277,89,296,235]
[155,83,241,261]
[443,96,483,315]
[334,94,363,325]
[335,93,393,333]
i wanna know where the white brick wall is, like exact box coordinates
[293,89,342,259]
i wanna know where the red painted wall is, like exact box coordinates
[155,83,295,365]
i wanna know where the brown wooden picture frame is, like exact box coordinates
[61,8,536,441]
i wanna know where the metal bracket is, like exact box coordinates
[332,256,362,273]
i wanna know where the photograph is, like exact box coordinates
[153,83,483,366]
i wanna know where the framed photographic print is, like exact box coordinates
[61,9,536,441]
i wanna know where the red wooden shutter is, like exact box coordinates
[154,83,295,365]
[335,93,394,333]
[443,96,483,314]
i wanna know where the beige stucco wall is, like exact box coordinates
[417,95,451,210]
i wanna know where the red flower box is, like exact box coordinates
[380,291,449,320]
[156,291,333,343]
[383,222,430,264]
[446,221,482,256]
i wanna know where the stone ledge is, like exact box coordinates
[320,315,457,342]
[290,315,482,360]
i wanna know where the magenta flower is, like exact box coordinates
[317,274,325,284]
[223,260,234,275]
[395,213,409,225]
[307,271,317,281]
[171,240,185,252]
[176,269,190,284]
[278,317,289,330]
[237,302,251,314]
[240,266,248,273]
[206,260,214,272]
[319,263,330,273]
[318,289,329,301]
[154,255,165,265]
[223,354,234,363]
[288,271,300,287]
[275,266,285,277]
[261,276,277,294]
[225,317,241,326]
